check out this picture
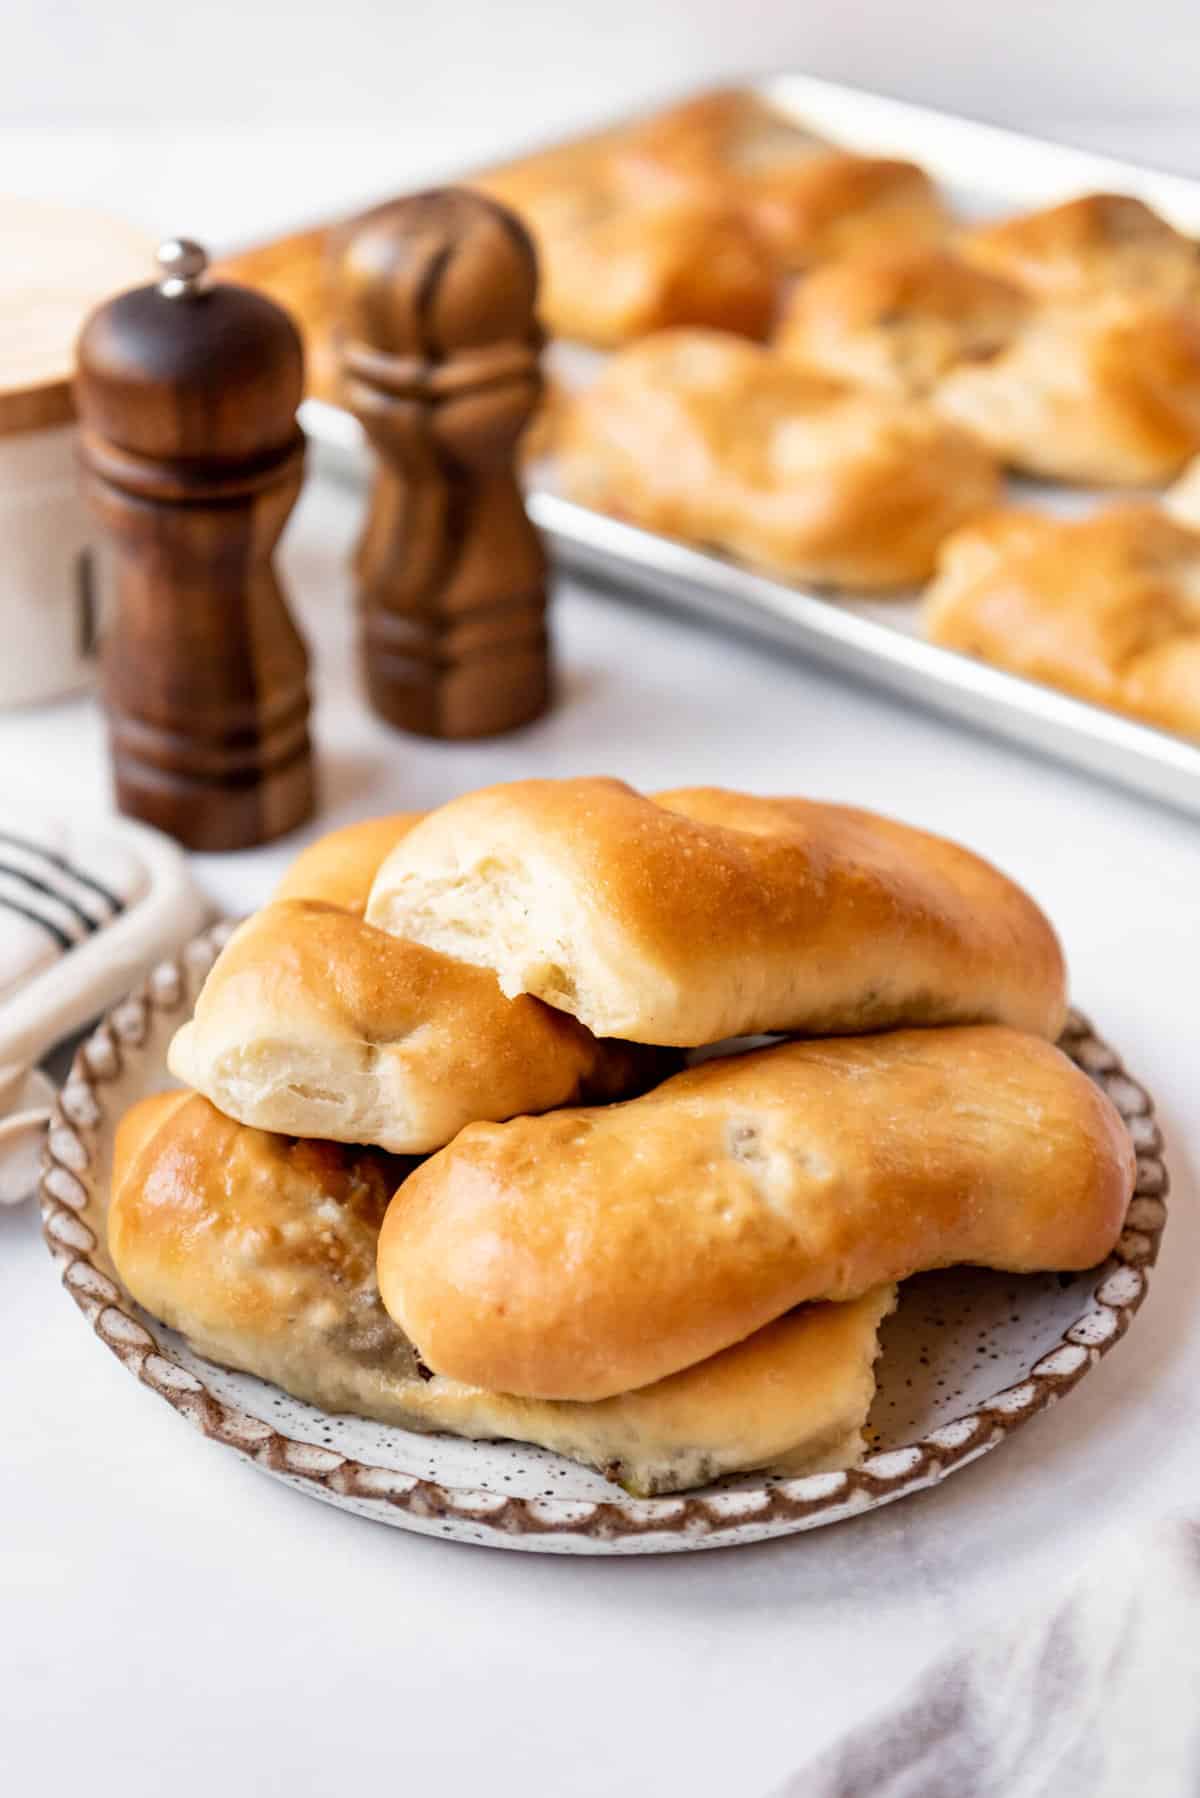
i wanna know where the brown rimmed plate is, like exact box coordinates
[40,923,1167,1554]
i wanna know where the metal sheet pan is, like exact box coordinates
[300,75,1200,820]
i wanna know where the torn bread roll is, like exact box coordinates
[378,1026,1133,1402]
[169,815,664,1153]
[169,901,662,1153]
[108,1092,895,1495]
[365,778,1067,1047]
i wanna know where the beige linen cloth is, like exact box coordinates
[774,1516,1200,1798]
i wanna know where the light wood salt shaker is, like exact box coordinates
[335,188,553,740]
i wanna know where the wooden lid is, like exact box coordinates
[0,196,155,437]
[76,266,305,464]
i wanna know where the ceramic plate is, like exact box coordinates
[40,924,1168,1554]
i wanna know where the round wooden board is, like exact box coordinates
[1,196,154,434]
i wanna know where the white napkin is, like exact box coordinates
[773,1515,1200,1798]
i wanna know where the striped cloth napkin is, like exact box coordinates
[0,809,207,1202]
[774,1515,1200,1798]
[0,820,145,995]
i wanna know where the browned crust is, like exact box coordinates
[378,1026,1134,1400]
[924,502,1200,738]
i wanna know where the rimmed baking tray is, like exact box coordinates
[300,74,1200,820]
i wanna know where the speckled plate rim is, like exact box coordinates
[39,922,1169,1554]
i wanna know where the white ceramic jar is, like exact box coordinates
[0,420,96,705]
[0,197,154,708]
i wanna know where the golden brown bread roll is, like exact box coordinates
[556,328,999,589]
[777,246,1200,485]
[923,503,1200,739]
[108,1091,895,1494]
[611,88,948,270]
[378,1027,1133,1401]
[934,293,1200,486]
[959,193,1200,301]
[170,817,664,1152]
[169,900,660,1152]
[364,778,1067,1047]
[775,245,1029,398]
[475,144,778,348]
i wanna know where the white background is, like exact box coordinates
[4,0,1200,129]
[2,3,1198,256]
[3,7,1200,1797]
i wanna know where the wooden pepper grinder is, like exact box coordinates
[335,189,552,739]
[75,239,316,851]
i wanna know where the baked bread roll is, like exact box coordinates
[556,329,999,589]
[777,247,1200,485]
[170,817,663,1152]
[775,246,1029,399]
[108,1091,895,1495]
[475,144,777,348]
[379,1027,1133,1401]
[611,88,948,270]
[365,778,1067,1047]
[934,293,1200,486]
[924,503,1200,739]
[959,193,1200,301]
[169,900,660,1152]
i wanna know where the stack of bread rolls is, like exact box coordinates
[107,779,1134,1496]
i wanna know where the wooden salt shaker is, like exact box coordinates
[335,189,552,739]
[75,240,316,852]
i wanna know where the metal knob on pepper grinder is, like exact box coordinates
[75,239,316,852]
[334,189,553,740]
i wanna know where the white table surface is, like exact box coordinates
[4,116,1200,1798]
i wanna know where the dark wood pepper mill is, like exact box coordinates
[335,189,552,739]
[75,239,316,852]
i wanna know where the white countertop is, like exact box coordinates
[4,116,1200,1798]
